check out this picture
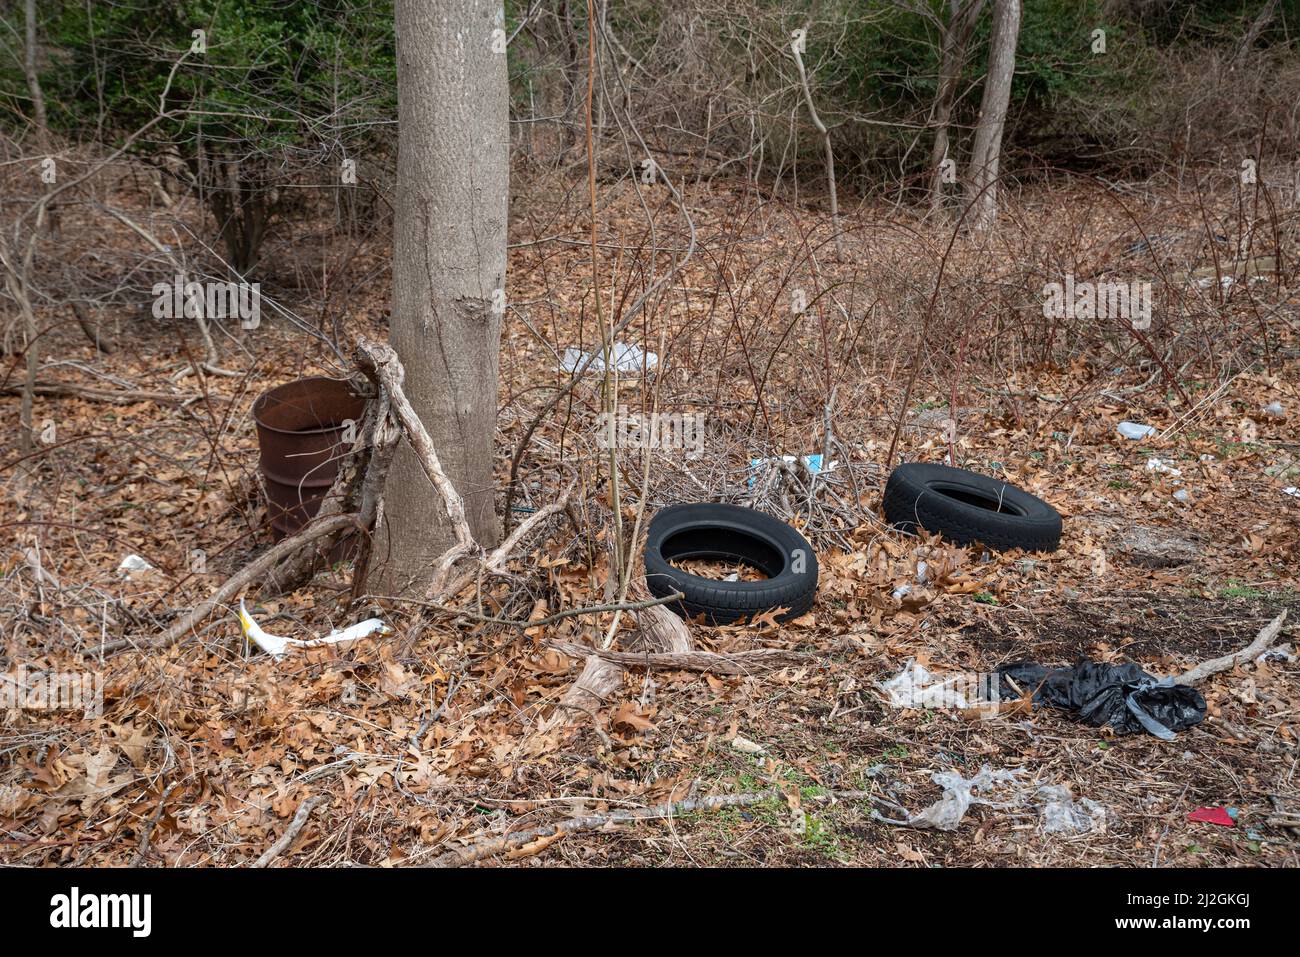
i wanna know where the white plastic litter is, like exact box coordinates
[560,343,657,374]
[1037,785,1107,834]
[879,659,972,709]
[879,766,1107,834]
[891,584,912,600]
[1256,643,1295,664]
[749,454,838,475]
[747,453,839,490]
[1145,457,1181,477]
[1172,489,1192,503]
[117,554,154,577]
[1194,275,1236,290]
[1284,486,1300,499]
[237,599,391,660]
[901,765,1023,831]
[1264,401,1285,418]
[1117,421,1157,440]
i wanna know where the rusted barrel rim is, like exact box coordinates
[251,375,364,436]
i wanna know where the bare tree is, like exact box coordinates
[928,0,985,214]
[965,0,1020,228]
[375,0,510,595]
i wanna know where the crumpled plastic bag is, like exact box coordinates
[998,660,1206,740]
[560,343,657,374]
[1037,784,1107,834]
[903,765,1022,830]
[880,659,978,710]
[878,766,1108,834]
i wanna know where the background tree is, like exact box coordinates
[38,0,396,275]
[965,0,1020,227]
[926,0,985,214]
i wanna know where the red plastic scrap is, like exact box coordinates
[1187,806,1236,827]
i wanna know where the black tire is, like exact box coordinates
[882,462,1062,552]
[644,503,819,624]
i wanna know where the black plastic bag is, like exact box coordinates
[997,660,1206,740]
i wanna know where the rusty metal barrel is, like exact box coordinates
[252,377,367,541]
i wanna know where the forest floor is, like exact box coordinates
[2,170,1299,867]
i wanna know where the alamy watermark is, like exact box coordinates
[50,887,151,937]
[152,276,261,329]
[1041,273,1151,330]
[596,406,706,458]
[1,664,103,719]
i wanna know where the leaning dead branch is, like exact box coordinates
[790,25,842,256]
[355,338,477,593]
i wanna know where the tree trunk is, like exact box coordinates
[376,0,509,595]
[23,0,50,153]
[928,0,985,215]
[965,0,1020,229]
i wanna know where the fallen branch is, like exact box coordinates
[251,794,329,868]
[1175,609,1288,685]
[544,653,624,733]
[89,513,358,654]
[131,782,178,867]
[434,485,576,601]
[377,591,683,630]
[70,302,115,354]
[545,641,811,676]
[632,600,693,653]
[427,790,783,867]
[0,381,200,405]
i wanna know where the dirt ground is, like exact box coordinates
[2,174,1299,867]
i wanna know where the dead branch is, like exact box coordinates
[1175,609,1288,685]
[131,782,178,867]
[426,789,784,867]
[70,302,115,354]
[790,27,841,256]
[88,513,359,655]
[546,641,812,675]
[434,484,576,600]
[354,338,476,592]
[250,794,329,868]
[377,590,683,629]
[631,600,694,653]
[545,653,624,732]
[0,381,200,406]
